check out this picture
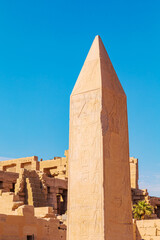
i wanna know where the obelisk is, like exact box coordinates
[67,36,133,240]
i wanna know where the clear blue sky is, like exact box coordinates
[0,0,160,196]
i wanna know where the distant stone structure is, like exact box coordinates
[0,153,68,239]
[0,152,68,213]
[67,35,133,240]
[130,157,160,219]
[130,157,139,189]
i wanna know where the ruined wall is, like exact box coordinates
[42,174,67,214]
[150,197,160,218]
[135,219,160,240]
[131,188,150,205]
[0,171,19,192]
[40,151,68,179]
[0,205,66,240]
[0,192,23,214]
[0,167,67,215]
[0,156,39,173]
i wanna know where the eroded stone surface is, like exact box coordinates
[67,35,133,240]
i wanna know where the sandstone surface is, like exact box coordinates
[67,35,133,240]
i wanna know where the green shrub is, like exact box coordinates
[132,200,153,220]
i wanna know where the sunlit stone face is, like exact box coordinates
[67,36,133,240]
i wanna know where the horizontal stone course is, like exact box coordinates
[136,220,160,240]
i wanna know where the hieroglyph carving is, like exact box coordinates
[68,89,104,240]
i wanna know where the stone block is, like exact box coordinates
[136,220,144,228]
[155,220,160,228]
[143,220,156,228]
[138,227,147,236]
[16,205,34,217]
[145,237,160,240]
[156,229,160,236]
[145,227,156,236]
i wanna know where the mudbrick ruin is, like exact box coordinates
[0,36,159,240]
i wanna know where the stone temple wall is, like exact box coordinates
[0,170,19,193]
[0,156,39,173]
[0,205,66,240]
[135,219,160,240]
